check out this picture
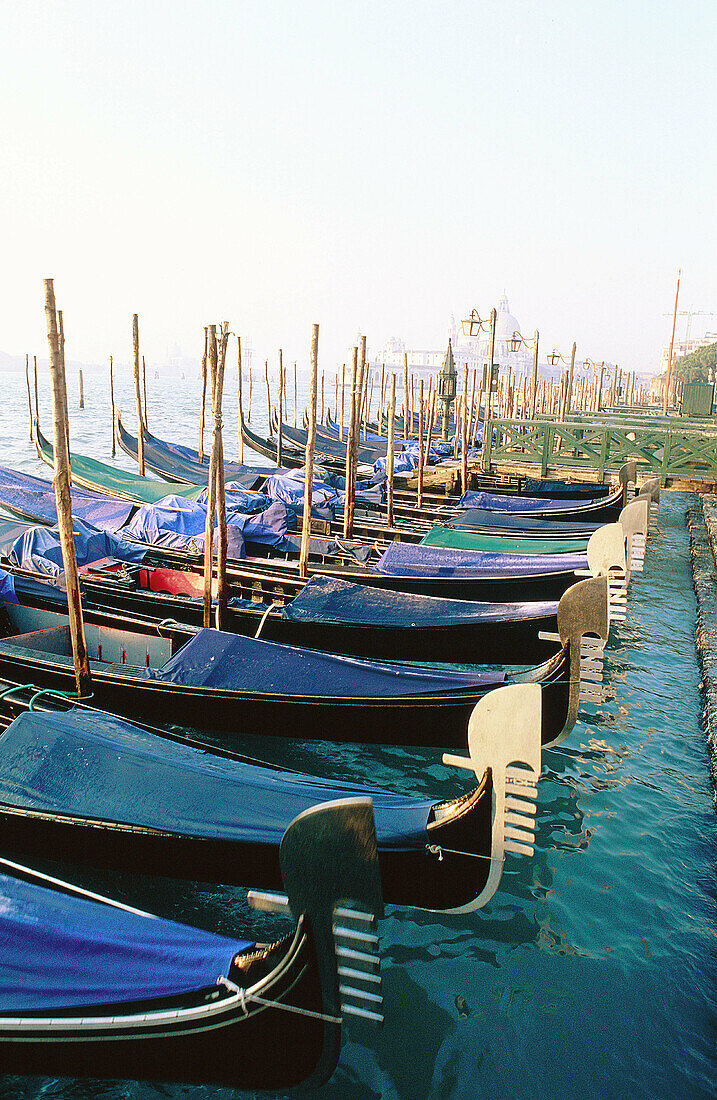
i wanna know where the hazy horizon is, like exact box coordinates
[2,2,714,376]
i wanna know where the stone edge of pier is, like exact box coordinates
[687,494,717,801]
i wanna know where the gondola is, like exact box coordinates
[0,798,385,1090]
[0,575,609,748]
[241,415,316,468]
[273,412,399,464]
[116,411,269,488]
[2,557,565,665]
[0,500,637,663]
[0,462,630,607]
[2,453,629,603]
[0,678,541,913]
[35,425,207,505]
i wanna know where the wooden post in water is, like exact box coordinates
[25,355,33,441]
[236,336,244,463]
[202,325,219,627]
[378,364,386,435]
[142,355,148,427]
[425,389,437,473]
[340,362,346,439]
[299,325,319,579]
[109,355,116,457]
[334,371,338,422]
[403,354,409,440]
[215,325,230,629]
[417,380,425,507]
[481,308,497,473]
[276,350,284,467]
[320,371,325,424]
[132,314,145,475]
[343,349,358,539]
[386,373,396,527]
[663,268,681,414]
[293,363,297,428]
[461,363,469,493]
[78,368,85,410]
[198,328,208,460]
[264,360,272,433]
[33,355,40,435]
[468,368,477,443]
[202,324,229,628]
[367,372,374,431]
[565,342,576,417]
[248,366,253,422]
[43,278,91,699]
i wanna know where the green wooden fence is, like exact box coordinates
[483,417,717,481]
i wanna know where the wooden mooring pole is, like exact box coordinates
[142,354,148,427]
[78,368,85,410]
[199,327,208,461]
[417,380,425,508]
[109,355,116,457]
[277,350,284,467]
[202,324,229,628]
[132,314,145,475]
[386,373,396,527]
[25,354,32,441]
[43,278,91,699]
[236,336,244,463]
[343,348,358,539]
[33,355,39,435]
[299,325,319,579]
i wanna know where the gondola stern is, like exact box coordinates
[251,797,384,1086]
[550,574,609,743]
[584,521,628,619]
[440,683,542,913]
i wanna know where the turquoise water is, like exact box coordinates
[0,368,715,1098]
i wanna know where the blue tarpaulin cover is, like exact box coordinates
[0,568,18,604]
[123,422,267,489]
[120,496,290,555]
[0,868,252,1011]
[522,478,606,497]
[0,464,135,531]
[0,709,436,849]
[197,487,271,512]
[448,507,601,535]
[456,490,601,513]
[145,627,505,695]
[373,541,587,577]
[283,574,557,626]
[7,519,149,576]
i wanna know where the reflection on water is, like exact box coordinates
[0,371,715,1098]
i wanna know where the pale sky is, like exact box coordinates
[1,0,715,373]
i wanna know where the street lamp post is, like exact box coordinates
[507,329,539,418]
[547,342,577,419]
[461,307,497,472]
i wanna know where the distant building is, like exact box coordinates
[374,294,532,376]
[658,331,717,375]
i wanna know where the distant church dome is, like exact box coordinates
[494,294,521,341]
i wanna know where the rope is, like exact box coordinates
[427,844,505,864]
[28,688,78,711]
[0,684,36,702]
[217,976,341,1024]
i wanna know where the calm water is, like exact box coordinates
[0,366,715,1099]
